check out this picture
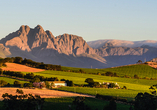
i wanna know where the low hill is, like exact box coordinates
[1,63,45,72]
[62,63,157,78]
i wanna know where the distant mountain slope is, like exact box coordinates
[87,39,157,48]
[0,44,11,58]
[0,25,157,68]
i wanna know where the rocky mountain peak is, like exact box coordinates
[19,25,30,34]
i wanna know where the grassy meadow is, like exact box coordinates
[62,64,157,78]
[1,63,157,109]
[25,64,157,100]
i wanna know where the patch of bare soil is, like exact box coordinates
[0,88,94,100]
[1,63,45,72]
[147,62,157,69]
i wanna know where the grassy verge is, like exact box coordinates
[43,97,130,110]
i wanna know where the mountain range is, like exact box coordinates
[0,25,157,68]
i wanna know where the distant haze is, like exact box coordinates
[87,40,157,49]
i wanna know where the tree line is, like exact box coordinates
[0,69,59,82]
[0,57,61,71]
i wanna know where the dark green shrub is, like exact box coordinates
[30,77,40,83]
[14,80,22,87]
[85,78,94,83]
[0,80,8,87]
[134,74,140,79]
[105,72,114,76]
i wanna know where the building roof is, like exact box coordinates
[48,81,65,83]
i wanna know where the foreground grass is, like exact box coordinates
[43,97,130,110]
[0,97,130,110]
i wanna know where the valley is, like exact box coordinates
[0,58,157,109]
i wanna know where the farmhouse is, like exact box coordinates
[48,81,67,87]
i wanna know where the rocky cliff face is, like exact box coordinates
[0,25,157,68]
[0,25,95,56]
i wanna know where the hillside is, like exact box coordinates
[1,63,45,72]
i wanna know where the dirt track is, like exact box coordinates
[0,88,94,100]
[1,63,45,72]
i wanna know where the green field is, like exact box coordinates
[0,76,29,84]
[62,64,157,78]
[1,63,157,109]
[28,67,156,99]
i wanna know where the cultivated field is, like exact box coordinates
[1,63,157,100]
[0,88,94,101]
[1,63,45,72]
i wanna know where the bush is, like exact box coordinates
[105,72,114,76]
[134,74,140,79]
[14,80,22,87]
[122,86,127,89]
[23,83,33,88]
[108,83,117,88]
[124,75,130,78]
[85,78,94,83]
[0,80,8,87]
[30,77,40,83]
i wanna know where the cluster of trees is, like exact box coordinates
[60,79,74,86]
[2,89,45,110]
[85,78,120,88]
[134,92,157,110]
[0,57,61,71]
[0,69,58,82]
[101,72,119,77]
[85,78,100,87]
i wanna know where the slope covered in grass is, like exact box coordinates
[0,77,29,84]
[62,64,157,78]
[31,70,155,99]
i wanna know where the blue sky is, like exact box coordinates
[0,0,157,41]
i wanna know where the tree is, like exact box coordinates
[85,78,95,87]
[137,60,142,64]
[85,78,94,83]
[134,92,157,110]
[30,77,40,83]
[14,80,22,87]
[0,68,3,75]
[14,57,23,63]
